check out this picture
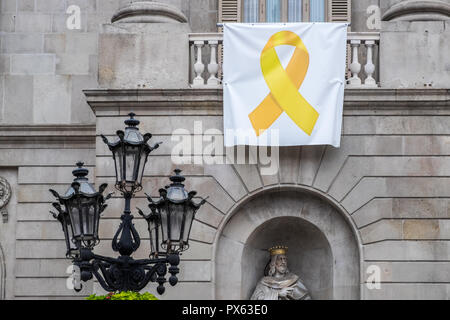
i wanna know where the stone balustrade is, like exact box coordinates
[347,32,381,88]
[189,32,380,89]
[189,33,223,88]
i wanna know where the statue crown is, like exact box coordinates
[268,246,288,256]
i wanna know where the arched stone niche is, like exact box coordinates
[242,217,333,299]
[214,188,361,300]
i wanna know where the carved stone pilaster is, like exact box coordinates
[0,177,11,223]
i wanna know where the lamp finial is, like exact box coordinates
[124,112,140,127]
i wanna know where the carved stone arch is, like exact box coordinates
[213,185,362,300]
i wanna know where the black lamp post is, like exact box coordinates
[49,113,206,294]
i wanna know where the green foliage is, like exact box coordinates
[86,291,159,300]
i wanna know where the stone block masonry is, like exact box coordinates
[85,88,450,300]
[1,0,449,300]
[0,0,219,299]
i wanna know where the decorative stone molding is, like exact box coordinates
[111,1,188,23]
[83,88,450,114]
[0,124,95,148]
[0,177,11,223]
[382,0,450,21]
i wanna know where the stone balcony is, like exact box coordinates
[97,1,449,92]
[188,32,381,89]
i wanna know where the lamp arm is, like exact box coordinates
[134,257,168,266]
[79,252,172,293]
[150,141,163,151]
[90,253,165,267]
[134,268,158,292]
[91,253,120,265]
[91,261,117,292]
[79,248,122,267]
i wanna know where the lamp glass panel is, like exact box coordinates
[168,202,184,243]
[148,214,162,255]
[126,129,141,143]
[182,205,196,244]
[160,204,169,247]
[137,150,148,186]
[115,147,124,184]
[68,204,82,238]
[81,205,90,238]
[82,198,96,239]
[63,214,79,253]
[125,145,139,183]
[167,186,188,202]
[93,201,100,239]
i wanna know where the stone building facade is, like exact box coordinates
[0,0,449,299]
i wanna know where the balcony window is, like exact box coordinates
[288,0,303,22]
[310,0,325,22]
[243,0,326,23]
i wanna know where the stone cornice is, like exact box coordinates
[344,88,450,108]
[84,88,223,111]
[2,88,446,146]
[0,124,96,146]
[84,88,450,115]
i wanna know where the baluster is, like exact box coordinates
[207,40,220,86]
[192,40,205,87]
[348,40,362,87]
[363,40,377,87]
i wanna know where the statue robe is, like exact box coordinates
[250,273,311,300]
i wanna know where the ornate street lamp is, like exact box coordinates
[50,162,110,258]
[49,113,206,294]
[101,112,152,195]
[138,169,207,259]
[139,170,206,257]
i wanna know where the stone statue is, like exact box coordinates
[250,246,311,300]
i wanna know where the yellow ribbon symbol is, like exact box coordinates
[249,31,319,136]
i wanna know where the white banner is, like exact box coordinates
[223,23,348,147]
